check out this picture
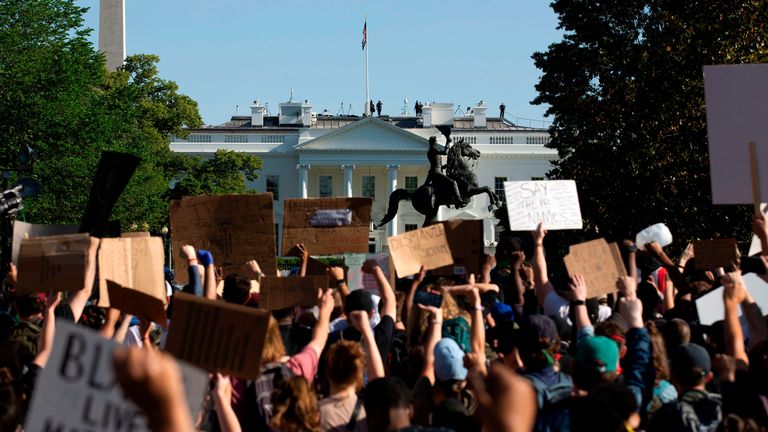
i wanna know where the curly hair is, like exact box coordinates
[325,340,364,390]
[646,321,670,384]
[269,376,322,432]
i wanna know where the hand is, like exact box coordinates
[569,274,587,301]
[510,251,525,268]
[180,245,196,262]
[415,265,427,284]
[616,276,637,300]
[463,351,488,377]
[621,239,635,250]
[722,270,747,305]
[242,260,263,279]
[753,213,768,239]
[482,254,497,272]
[470,363,537,432]
[713,354,736,382]
[679,243,694,266]
[212,373,232,405]
[361,259,380,275]
[618,297,643,328]
[296,243,309,261]
[532,222,547,244]
[348,310,370,333]
[327,266,344,282]
[139,317,153,342]
[417,303,443,322]
[6,262,17,286]
[644,241,663,257]
[113,347,187,420]
[317,288,334,316]
[196,249,214,267]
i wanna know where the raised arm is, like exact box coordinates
[722,270,749,368]
[350,310,385,379]
[532,222,555,306]
[418,303,443,384]
[180,245,202,296]
[196,249,217,300]
[297,244,309,277]
[213,374,242,432]
[362,259,395,321]
[570,274,591,343]
[67,237,100,323]
[327,266,349,302]
[644,242,686,290]
[402,266,426,332]
[306,288,334,356]
[617,275,652,410]
[753,213,768,257]
[33,291,62,368]
[741,285,768,349]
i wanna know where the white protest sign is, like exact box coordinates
[704,64,768,204]
[25,320,208,432]
[504,180,583,231]
[344,252,393,291]
[695,273,768,326]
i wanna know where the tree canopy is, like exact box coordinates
[0,0,262,234]
[525,0,768,255]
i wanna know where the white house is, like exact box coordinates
[171,99,557,253]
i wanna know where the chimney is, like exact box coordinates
[251,100,266,127]
[473,100,487,128]
[302,100,312,127]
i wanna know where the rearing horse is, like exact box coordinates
[375,139,499,228]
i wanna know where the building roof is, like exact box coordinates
[190,114,547,133]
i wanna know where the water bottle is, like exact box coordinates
[635,223,673,250]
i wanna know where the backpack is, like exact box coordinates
[524,371,573,432]
[676,390,722,432]
[242,362,295,429]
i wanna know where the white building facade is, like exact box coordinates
[171,100,557,253]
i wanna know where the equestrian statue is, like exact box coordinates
[374,125,500,228]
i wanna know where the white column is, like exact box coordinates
[297,164,310,198]
[342,164,355,197]
[386,165,399,237]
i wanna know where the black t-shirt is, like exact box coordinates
[53,303,74,322]
[328,315,395,361]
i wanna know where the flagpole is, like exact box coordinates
[364,15,370,116]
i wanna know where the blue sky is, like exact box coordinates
[76,1,562,127]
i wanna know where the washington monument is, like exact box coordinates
[98,0,125,71]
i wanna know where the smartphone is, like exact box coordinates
[414,290,443,308]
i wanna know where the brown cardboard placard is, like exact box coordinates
[12,221,79,266]
[165,292,270,380]
[16,234,90,295]
[387,224,454,278]
[433,220,484,276]
[563,238,627,298]
[122,231,151,238]
[98,237,166,318]
[107,281,166,326]
[170,194,276,283]
[259,275,328,310]
[281,198,373,255]
[693,239,738,270]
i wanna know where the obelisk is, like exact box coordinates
[98,0,125,71]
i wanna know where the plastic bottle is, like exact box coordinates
[635,223,673,250]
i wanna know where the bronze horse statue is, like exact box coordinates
[375,130,500,228]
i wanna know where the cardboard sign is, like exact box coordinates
[504,180,583,230]
[703,64,768,204]
[16,234,90,295]
[12,221,79,266]
[259,276,328,310]
[122,231,150,238]
[693,239,739,270]
[170,194,277,283]
[563,239,627,298]
[387,224,453,277]
[433,220,484,276]
[24,320,208,432]
[344,252,396,291]
[165,292,270,379]
[98,237,166,320]
[281,198,373,255]
[79,151,141,237]
[696,273,768,326]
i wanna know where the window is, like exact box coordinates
[453,136,477,144]
[362,176,375,198]
[266,175,279,200]
[261,134,284,143]
[319,175,333,197]
[405,224,418,232]
[526,136,551,145]
[224,134,248,143]
[188,134,212,143]
[369,237,377,253]
[494,176,507,203]
[405,176,418,193]
[490,136,514,144]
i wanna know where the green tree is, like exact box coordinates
[527,0,767,255]
[169,149,263,200]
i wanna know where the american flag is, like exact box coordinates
[362,21,367,50]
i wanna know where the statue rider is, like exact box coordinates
[426,136,466,207]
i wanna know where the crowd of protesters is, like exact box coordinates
[2,214,768,432]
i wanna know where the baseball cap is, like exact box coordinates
[434,338,468,381]
[670,343,711,378]
[576,336,620,373]
[519,315,559,342]
[344,289,374,316]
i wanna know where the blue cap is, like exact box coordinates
[491,302,515,322]
[434,338,468,382]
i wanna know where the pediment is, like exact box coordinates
[295,117,428,151]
